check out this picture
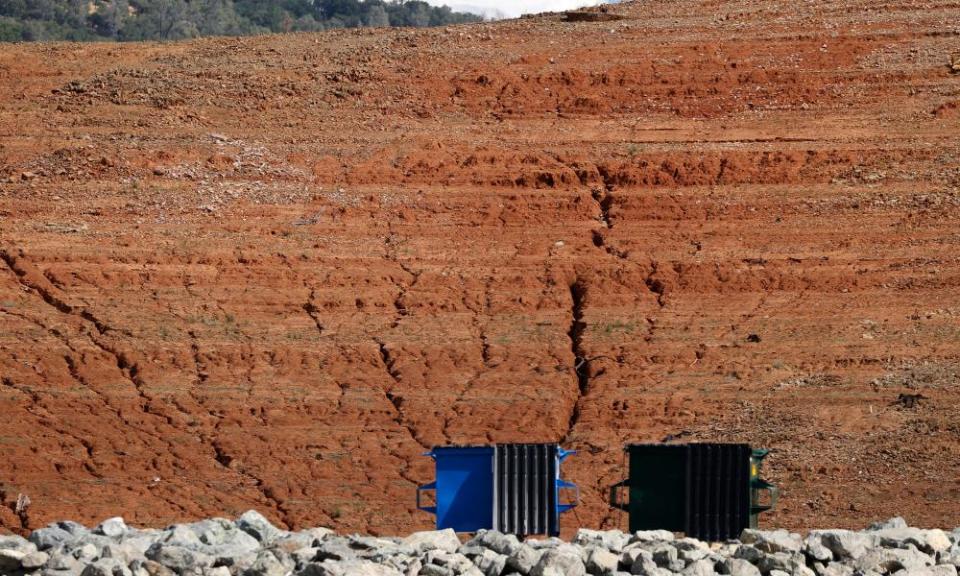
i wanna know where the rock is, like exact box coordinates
[942,553,960,568]
[32,523,88,558]
[575,532,629,553]
[891,569,958,576]
[47,551,82,571]
[461,545,487,558]
[236,511,284,545]
[348,536,398,552]
[315,540,358,563]
[741,530,803,554]
[420,563,455,576]
[122,534,162,557]
[44,564,86,576]
[292,548,320,567]
[187,519,232,543]
[140,560,176,576]
[679,547,710,564]
[276,531,327,553]
[1,534,38,555]
[302,529,335,546]
[22,550,51,570]
[129,562,150,576]
[633,566,672,576]
[146,544,215,573]
[804,535,833,563]
[95,518,130,539]
[475,549,509,576]
[531,548,586,576]
[628,533,674,544]
[428,551,478,576]
[629,555,659,576]
[204,568,232,576]
[733,546,764,564]
[100,542,144,564]
[813,531,875,560]
[402,530,460,554]
[681,559,716,576]
[873,529,952,554]
[758,552,808,575]
[80,558,133,576]
[0,548,27,572]
[812,562,853,576]
[161,526,204,549]
[648,545,677,569]
[585,548,619,576]
[75,543,99,562]
[365,546,418,565]
[60,522,90,536]
[243,550,290,576]
[165,519,259,561]
[463,565,487,576]
[722,559,761,576]
[869,519,909,531]
[529,541,566,551]
[405,558,422,576]
[469,532,523,556]
[619,548,651,570]
[507,546,542,574]
[675,540,710,553]
[32,526,77,551]
[855,548,933,573]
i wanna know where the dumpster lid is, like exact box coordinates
[624,442,752,449]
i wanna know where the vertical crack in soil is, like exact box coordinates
[645,263,667,308]
[591,187,614,229]
[375,338,430,451]
[302,289,325,336]
[562,278,589,444]
[374,337,431,490]
[211,439,233,468]
[589,187,629,259]
[188,333,209,385]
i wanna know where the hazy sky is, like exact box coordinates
[428,0,605,19]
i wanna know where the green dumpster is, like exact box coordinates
[609,443,778,541]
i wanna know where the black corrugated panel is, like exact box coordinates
[494,444,558,536]
[684,443,750,541]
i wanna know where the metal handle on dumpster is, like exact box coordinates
[609,479,629,511]
[416,481,437,515]
[751,479,779,513]
[557,479,579,512]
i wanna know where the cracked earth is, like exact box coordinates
[1,0,960,537]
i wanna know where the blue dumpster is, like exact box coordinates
[417,443,577,536]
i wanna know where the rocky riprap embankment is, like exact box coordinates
[1,514,959,576]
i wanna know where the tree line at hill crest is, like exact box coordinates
[0,0,483,42]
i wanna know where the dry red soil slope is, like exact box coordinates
[1,0,960,537]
